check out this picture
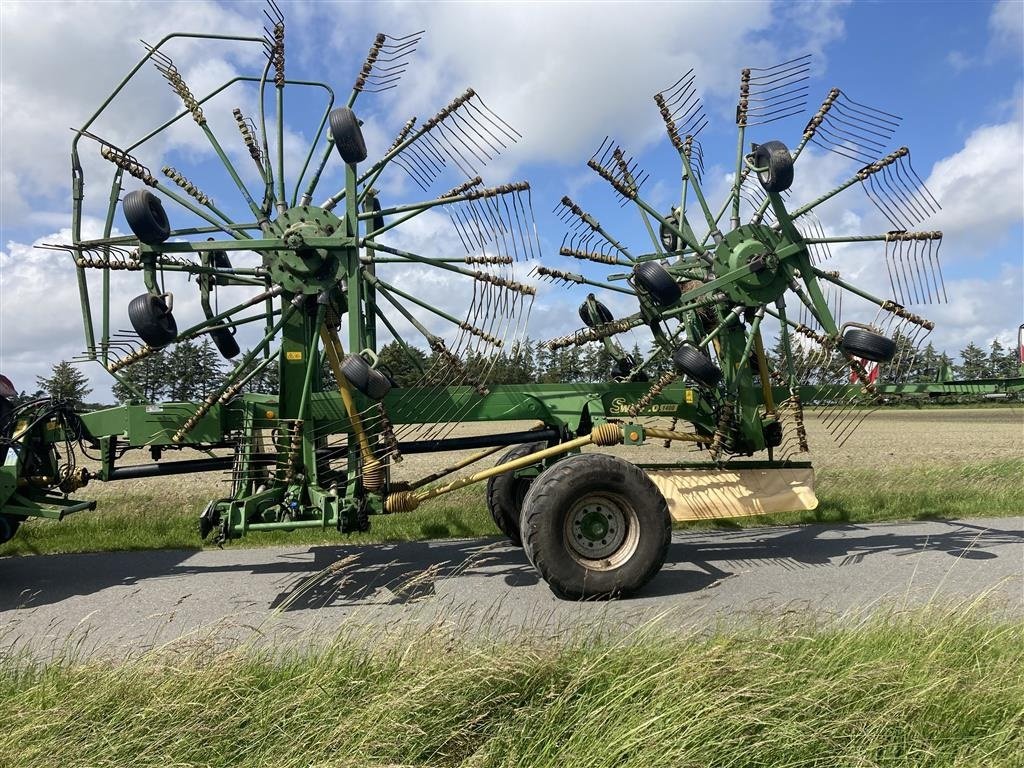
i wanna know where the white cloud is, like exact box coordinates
[0,0,260,224]
[925,118,1024,237]
[268,0,848,175]
[989,0,1024,54]
[946,50,974,73]
[927,264,1022,355]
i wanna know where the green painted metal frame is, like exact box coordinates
[10,15,1012,547]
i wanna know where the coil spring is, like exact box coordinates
[459,321,502,347]
[385,490,418,514]
[710,401,735,460]
[653,92,683,150]
[472,271,536,296]
[271,22,285,87]
[100,145,156,186]
[880,301,935,331]
[160,61,205,125]
[173,394,217,443]
[163,166,210,206]
[857,147,909,180]
[587,158,636,199]
[362,457,385,491]
[803,88,840,141]
[233,108,262,163]
[628,371,678,418]
[422,88,475,131]
[786,389,809,452]
[283,419,304,482]
[560,247,619,265]
[547,317,642,350]
[379,409,402,465]
[107,344,156,373]
[736,68,751,127]
[353,33,385,92]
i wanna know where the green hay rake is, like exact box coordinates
[1,5,1017,598]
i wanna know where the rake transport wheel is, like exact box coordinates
[209,326,240,359]
[521,453,671,600]
[749,140,794,194]
[632,260,681,307]
[486,441,546,546]
[672,343,722,388]
[127,293,177,347]
[840,328,898,363]
[122,189,171,245]
[578,299,613,327]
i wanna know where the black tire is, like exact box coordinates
[840,328,897,363]
[521,453,671,600]
[672,343,722,387]
[659,220,678,252]
[212,249,231,286]
[123,189,170,245]
[0,514,21,545]
[364,368,392,400]
[330,107,367,164]
[210,326,240,359]
[614,354,647,382]
[341,354,370,394]
[751,140,794,194]
[615,354,636,377]
[368,198,385,232]
[128,293,177,347]
[578,299,613,327]
[633,261,682,307]
[486,441,545,546]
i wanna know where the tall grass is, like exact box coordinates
[1,605,1020,767]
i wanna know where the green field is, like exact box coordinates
[2,457,1021,557]
[1,604,1020,768]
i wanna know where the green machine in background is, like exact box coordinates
[2,4,1020,598]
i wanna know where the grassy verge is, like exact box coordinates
[1,606,1021,767]
[2,458,1021,557]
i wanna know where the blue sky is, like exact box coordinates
[1,0,1021,399]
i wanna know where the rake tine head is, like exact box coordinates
[738,54,812,127]
[654,68,707,149]
[807,89,901,164]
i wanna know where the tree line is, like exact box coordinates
[17,335,1023,407]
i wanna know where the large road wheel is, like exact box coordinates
[486,441,545,546]
[520,453,671,599]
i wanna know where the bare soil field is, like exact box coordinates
[80,408,1023,504]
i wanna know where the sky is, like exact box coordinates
[0,0,1022,401]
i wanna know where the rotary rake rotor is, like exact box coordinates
[540,54,944,457]
[43,1,540,536]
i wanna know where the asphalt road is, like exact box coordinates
[2,517,1021,659]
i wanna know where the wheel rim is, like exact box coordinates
[563,492,639,570]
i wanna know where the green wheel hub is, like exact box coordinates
[714,223,790,305]
[564,493,638,565]
[580,508,610,541]
[266,205,345,295]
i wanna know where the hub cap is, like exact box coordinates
[265,205,345,295]
[564,492,640,570]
